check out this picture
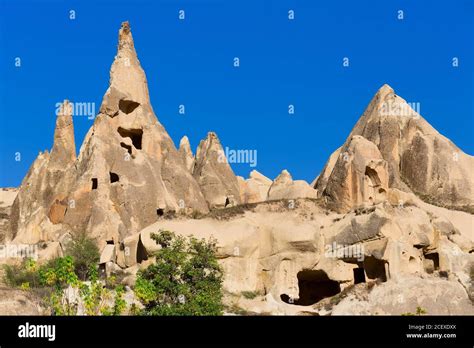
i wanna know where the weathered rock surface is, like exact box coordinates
[9,22,210,247]
[314,84,474,211]
[331,274,473,315]
[0,188,17,243]
[193,132,241,208]
[178,136,195,173]
[238,170,273,203]
[0,288,46,315]
[267,170,317,201]
[321,135,389,212]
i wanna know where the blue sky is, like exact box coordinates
[0,0,473,187]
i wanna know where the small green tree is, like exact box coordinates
[65,233,100,280]
[38,256,80,315]
[38,256,125,316]
[134,230,224,315]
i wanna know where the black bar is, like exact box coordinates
[0,315,472,346]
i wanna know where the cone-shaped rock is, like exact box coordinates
[314,84,474,210]
[10,22,209,246]
[179,136,195,173]
[193,132,241,208]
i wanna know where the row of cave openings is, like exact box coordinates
[281,252,441,307]
[91,172,120,190]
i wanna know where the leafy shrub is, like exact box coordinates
[39,256,125,316]
[65,233,100,280]
[3,258,41,288]
[134,230,224,315]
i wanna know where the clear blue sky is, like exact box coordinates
[0,0,473,187]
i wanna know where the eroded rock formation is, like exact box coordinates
[193,132,241,208]
[315,84,474,212]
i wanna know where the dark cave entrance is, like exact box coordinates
[91,178,98,190]
[110,172,119,183]
[119,99,140,114]
[136,235,148,264]
[118,127,143,150]
[120,142,132,155]
[353,267,366,284]
[281,270,341,306]
[156,208,164,217]
[362,256,387,282]
[424,252,439,271]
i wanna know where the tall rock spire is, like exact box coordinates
[179,136,195,172]
[50,100,76,167]
[100,21,151,118]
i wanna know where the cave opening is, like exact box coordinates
[117,127,143,150]
[110,172,119,183]
[424,252,439,270]
[137,236,148,264]
[156,208,164,217]
[120,142,132,155]
[353,267,366,284]
[365,166,382,186]
[280,270,341,306]
[91,178,98,190]
[363,256,387,282]
[119,99,140,114]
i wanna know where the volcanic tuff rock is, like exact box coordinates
[322,135,389,213]
[314,84,474,211]
[237,170,273,204]
[178,136,195,173]
[9,21,210,246]
[193,132,241,208]
[267,170,318,201]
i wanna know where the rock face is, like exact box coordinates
[0,188,17,243]
[267,170,317,201]
[322,135,389,212]
[238,170,272,203]
[9,100,78,243]
[50,101,76,167]
[315,84,474,211]
[9,22,210,245]
[193,132,241,208]
[178,136,195,173]
[110,196,473,315]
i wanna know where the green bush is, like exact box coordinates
[65,233,100,280]
[134,230,224,315]
[3,258,41,288]
[39,256,125,316]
